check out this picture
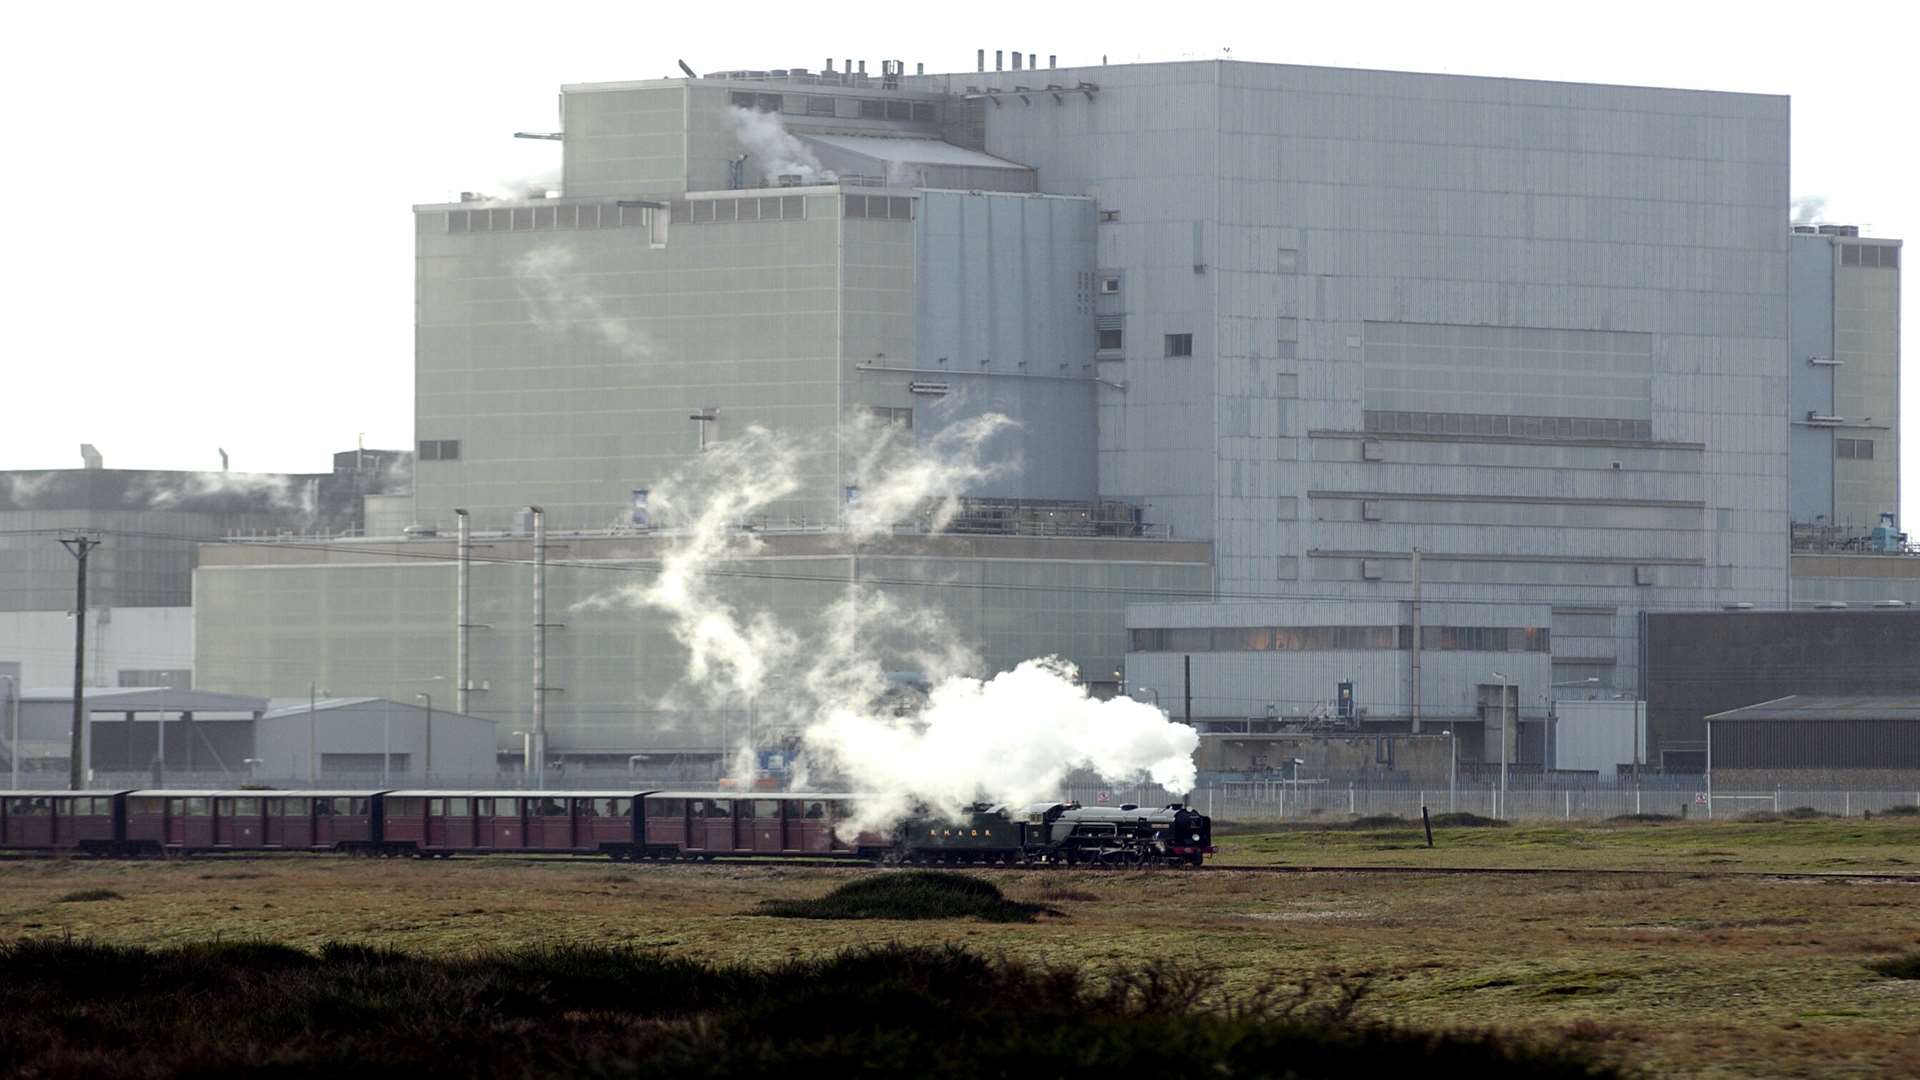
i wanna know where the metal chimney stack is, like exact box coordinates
[977,49,985,72]
[1012,51,1022,71]
[995,50,1003,71]
[1049,55,1057,68]
[529,505,546,789]
[455,508,470,716]
[825,58,835,74]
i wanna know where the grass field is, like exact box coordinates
[3,819,1919,1076]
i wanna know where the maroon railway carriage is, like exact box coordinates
[0,791,128,852]
[640,792,887,860]
[379,791,644,857]
[120,790,384,855]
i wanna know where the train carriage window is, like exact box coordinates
[214,798,233,815]
[736,800,755,820]
[313,799,332,817]
[185,798,210,816]
[575,799,599,818]
[472,798,494,817]
[648,798,684,818]
[388,798,423,817]
[533,797,565,817]
[754,800,780,820]
[330,798,352,816]
[234,798,259,816]
[590,798,619,818]
[350,799,370,816]
[428,798,444,816]
[783,800,806,819]
[826,800,852,821]
[129,797,164,815]
[447,798,470,817]
[610,799,632,818]
[804,801,826,819]
[6,797,44,816]
[282,798,308,817]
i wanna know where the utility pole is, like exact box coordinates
[529,506,548,789]
[60,535,100,790]
[454,509,471,716]
[1409,548,1422,733]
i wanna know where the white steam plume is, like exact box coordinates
[517,246,654,359]
[811,658,1199,834]
[134,472,319,522]
[1791,195,1827,226]
[579,412,1200,831]
[729,107,836,186]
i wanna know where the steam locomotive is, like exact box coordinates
[896,801,1214,867]
[0,789,1214,867]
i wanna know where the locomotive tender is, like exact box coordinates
[0,788,1213,866]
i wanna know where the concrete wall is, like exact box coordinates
[1552,699,1644,774]
[902,189,1099,501]
[0,607,192,689]
[1199,732,1456,785]
[908,59,1792,697]
[194,534,1212,755]
[1788,234,1837,523]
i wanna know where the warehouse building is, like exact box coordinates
[1642,609,1920,770]
[191,55,1850,765]
[1706,695,1920,789]
[0,687,493,789]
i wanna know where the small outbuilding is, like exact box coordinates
[1705,695,1920,788]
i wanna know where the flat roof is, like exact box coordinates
[798,133,1028,171]
[1706,695,1920,722]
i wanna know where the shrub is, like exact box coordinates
[1868,953,1920,980]
[757,871,1059,923]
[1430,812,1509,829]
[1603,813,1679,825]
[1347,815,1411,830]
[56,889,123,903]
[0,938,1620,1077]
[1876,805,1920,818]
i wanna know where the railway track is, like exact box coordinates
[6,850,1917,883]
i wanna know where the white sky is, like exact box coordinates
[2,0,1911,522]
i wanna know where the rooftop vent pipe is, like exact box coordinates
[825,58,835,73]
[977,49,985,72]
[1013,51,1022,70]
[1050,54,1057,68]
[996,50,1003,71]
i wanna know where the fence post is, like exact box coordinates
[1565,790,1571,821]
[1844,792,1851,818]
[1773,790,1779,814]
[1348,783,1355,816]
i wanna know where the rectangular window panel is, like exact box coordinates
[1165,333,1194,357]
[807,95,836,116]
[859,99,885,119]
[911,102,936,122]
[1098,329,1123,351]
[781,195,804,219]
[843,195,867,219]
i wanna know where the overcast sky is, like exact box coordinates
[3,0,1910,521]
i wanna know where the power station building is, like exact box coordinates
[183,55,1907,775]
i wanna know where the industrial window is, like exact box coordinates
[446,210,470,233]
[782,195,804,219]
[1841,244,1860,266]
[1098,209,1120,223]
[417,439,460,462]
[1096,328,1123,351]
[730,92,782,112]
[691,200,715,223]
[911,102,936,122]
[859,98,885,119]
[1165,333,1194,357]
[806,95,836,116]
[866,406,912,427]
[843,194,866,219]
[885,100,911,120]
[1838,438,1875,460]
[1100,276,1121,294]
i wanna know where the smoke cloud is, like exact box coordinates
[581,412,1199,831]
[517,246,654,359]
[729,107,837,186]
[1791,195,1827,226]
[133,471,319,521]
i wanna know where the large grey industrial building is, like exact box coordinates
[171,54,1907,777]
